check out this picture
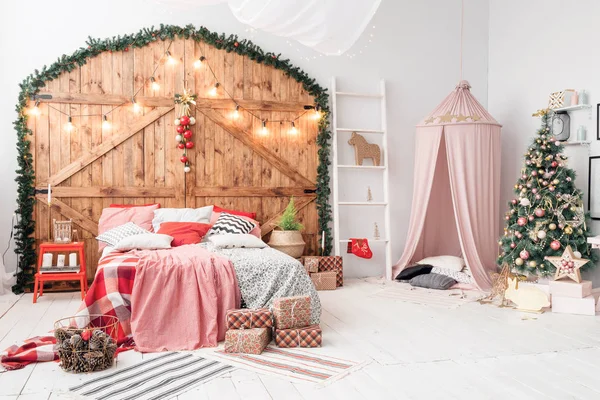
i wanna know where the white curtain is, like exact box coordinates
[0,257,14,295]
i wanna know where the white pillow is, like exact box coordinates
[113,233,173,251]
[417,255,465,272]
[152,206,213,232]
[431,267,472,284]
[208,234,267,249]
[96,222,148,247]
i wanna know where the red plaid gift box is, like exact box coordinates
[226,308,273,330]
[310,271,337,290]
[318,256,343,287]
[273,295,311,329]
[274,325,322,348]
[224,328,271,354]
[303,256,320,274]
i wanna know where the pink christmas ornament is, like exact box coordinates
[532,171,537,176]
[534,208,545,217]
[532,188,537,194]
[510,243,516,249]
[550,240,561,251]
[519,250,530,260]
[517,217,527,226]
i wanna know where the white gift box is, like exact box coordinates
[552,295,596,316]
[549,280,592,299]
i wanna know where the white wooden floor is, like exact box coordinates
[2,278,600,399]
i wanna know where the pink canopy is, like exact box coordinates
[393,81,501,289]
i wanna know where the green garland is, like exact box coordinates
[12,24,333,294]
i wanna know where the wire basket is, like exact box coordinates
[54,314,119,373]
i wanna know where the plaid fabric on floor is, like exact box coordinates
[1,336,57,371]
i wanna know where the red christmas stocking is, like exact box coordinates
[348,238,373,259]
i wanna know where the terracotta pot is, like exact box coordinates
[268,230,305,258]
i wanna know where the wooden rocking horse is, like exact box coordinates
[348,132,381,166]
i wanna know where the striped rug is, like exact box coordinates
[69,352,233,400]
[370,283,484,309]
[208,346,366,385]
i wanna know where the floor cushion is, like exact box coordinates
[409,273,457,290]
[395,264,433,281]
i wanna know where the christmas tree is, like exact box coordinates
[498,109,597,275]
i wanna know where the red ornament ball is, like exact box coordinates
[511,199,518,205]
[177,143,185,149]
[180,155,188,164]
[185,141,194,149]
[179,115,190,126]
[124,47,129,52]
[234,41,239,47]
[183,130,193,139]
[534,208,545,217]
[517,217,527,226]
[176,125,185,134]
[551,161,558,167]
[550,240,561,251]
[519,250,530,260]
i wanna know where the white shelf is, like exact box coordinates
[560,140,591,146]
[552,104,592,113]
[339,239,389,243]
[338,165,385,170]
[335,91,383,98]
[338,201,387,206]
[336,128,384,133]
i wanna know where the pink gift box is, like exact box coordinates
[549,280,592,299]
[552,295,596,316]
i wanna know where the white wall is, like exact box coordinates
[0,0,489,279]
[488,0,600,282]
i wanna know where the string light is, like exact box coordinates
[132,97,141,113]
[166,50,176,65]
[209,82,220,97]
[232,105,240,119]
[29,100,41,116]
[289,121,297,135]
[313,105,322,120]
[260,120,268,135]
[194,56,206,69]
[102,115,111,129]
[150,77,160,91]
[65,116,74,132]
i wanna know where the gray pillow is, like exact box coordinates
[409,273,456,290]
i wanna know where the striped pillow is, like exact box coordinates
[96,222,148,247]
[209,212,256,235]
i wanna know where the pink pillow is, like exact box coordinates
[97,204,159,250]
[210,212,261,238]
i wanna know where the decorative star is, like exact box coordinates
[546,245,589,283]
[470,115,481,122]
[424,116,435,124]
[438,112,455,123]
[455,114,468,122]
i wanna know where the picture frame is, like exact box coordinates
[588,156,600,220]
[597,103,600,140]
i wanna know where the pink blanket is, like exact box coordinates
[130,245,240,352]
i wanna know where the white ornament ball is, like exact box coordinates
[176,134,183,142]
[520,198,531,206]
[183,166,191,173]
[574,251,582,258]
[189,117,196,126]
[537,230,546,239]
[174,118,181,126]
[549,223,557,230]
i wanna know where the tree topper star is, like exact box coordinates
[545,245,589,283]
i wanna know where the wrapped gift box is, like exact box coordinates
[552,295,596,316]
[549,280,592,299]
[303,256,320,274]
[224,328,271,354]
[274,325,322,348]
[273,295,311,329]
[318,256,343,287]
[310,271,337,291]
[226,308,273,330]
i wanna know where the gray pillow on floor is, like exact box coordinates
[409,273,457,290]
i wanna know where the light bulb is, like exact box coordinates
[313,105,322,120]
[166,50,176,65]
[260,120,268,135]
[65,116,74,132]
[289,121,297,135]
[194,56,206,69]
[102,115,111,129]
[132,98,141,113]
[29,100,41,116]
[232,105,240,119]
[209,82,220,97]
[150,77,160,91]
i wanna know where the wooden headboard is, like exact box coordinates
[28,38,320,281]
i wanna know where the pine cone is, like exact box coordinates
[54,328,70,342]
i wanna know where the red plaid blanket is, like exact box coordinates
[74,252,139,344]
[1,336,57,371]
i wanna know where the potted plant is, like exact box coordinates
[268,197,306,258]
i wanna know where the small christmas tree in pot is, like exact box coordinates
[498,109,598,277]
[268,197,306,258]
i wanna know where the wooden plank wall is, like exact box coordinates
[29,38,320,282]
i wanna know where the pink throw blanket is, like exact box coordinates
[130,245,241,352]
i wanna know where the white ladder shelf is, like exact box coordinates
[331,78,392,279]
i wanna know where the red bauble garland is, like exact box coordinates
[174,114,197,171]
